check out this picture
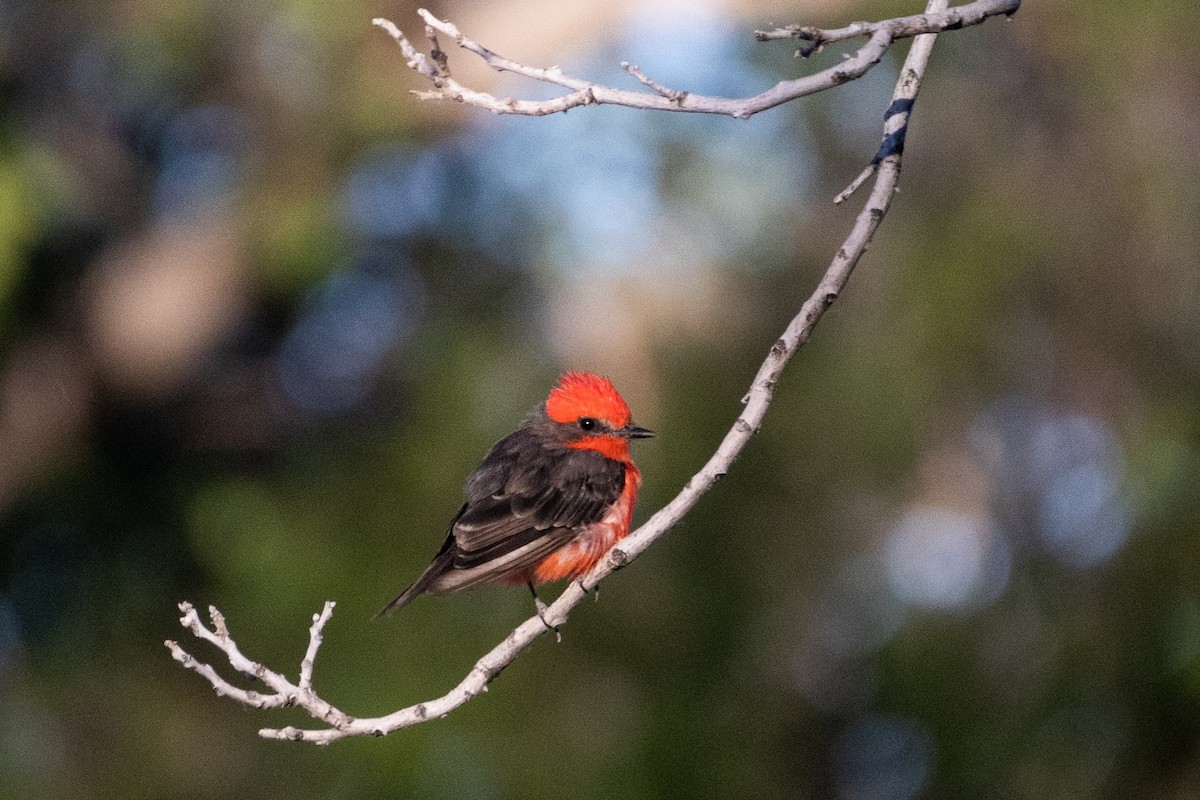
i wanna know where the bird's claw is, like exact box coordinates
[534,598,562,642]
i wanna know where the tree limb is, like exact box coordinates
[371,0,1019,119]
[168,0,1017,743]
[754,0,1017,56]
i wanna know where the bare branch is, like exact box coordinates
[166,637,290,710]
[371,0,1019,119]
[299,603,334,692]
[170,0,1018,743]
[166,600,356,740]
[835,0,950,204]
[372,18,441,84]
[755,0,1017,56]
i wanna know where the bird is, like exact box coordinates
[379,371,654,617]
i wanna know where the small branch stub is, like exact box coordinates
[621,62,687,103]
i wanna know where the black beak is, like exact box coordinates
[622,424,656,439]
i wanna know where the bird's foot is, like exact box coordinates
[534,597,562,643]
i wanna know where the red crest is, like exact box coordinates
[545,372,632,428]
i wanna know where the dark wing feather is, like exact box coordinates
[379,427,625,614]
[451,429,625,561]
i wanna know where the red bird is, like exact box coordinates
[380,372,654,615]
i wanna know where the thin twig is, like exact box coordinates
[620,62,688,103]
[754,0,1016,51]
[299,603,335,692]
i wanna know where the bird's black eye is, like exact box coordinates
[579,417,597,431]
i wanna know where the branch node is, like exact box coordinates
[425,26,450,77]
[209,606,229,639]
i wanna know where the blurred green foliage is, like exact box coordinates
[1,1,1199,799]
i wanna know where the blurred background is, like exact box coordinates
[1,0,1197,797]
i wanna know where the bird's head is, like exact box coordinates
[542,371,654,459]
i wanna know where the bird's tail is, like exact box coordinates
[376,583,423,617]
[376,547,455,617]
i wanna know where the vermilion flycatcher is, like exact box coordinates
[380,372,654,615]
